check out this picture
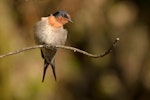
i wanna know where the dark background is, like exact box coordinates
[0,0,150,100]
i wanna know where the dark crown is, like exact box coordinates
[53,10,69,19]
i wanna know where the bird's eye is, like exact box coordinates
[63,14,69,19]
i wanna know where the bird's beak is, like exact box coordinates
[68,18,73,23]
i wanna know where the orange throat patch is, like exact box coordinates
[48,15,68,28]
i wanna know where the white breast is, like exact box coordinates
[34,17,68,46]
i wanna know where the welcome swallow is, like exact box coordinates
[34,10,72,82]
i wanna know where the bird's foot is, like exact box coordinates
[43,44,56,49]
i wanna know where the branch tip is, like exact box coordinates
[116,38,120,41]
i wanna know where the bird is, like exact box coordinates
[34,10,72,82]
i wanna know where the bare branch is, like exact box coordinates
[0,38,119,58]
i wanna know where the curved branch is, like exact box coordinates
[0,38,119,58]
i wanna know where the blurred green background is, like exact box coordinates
[0,0,150,100]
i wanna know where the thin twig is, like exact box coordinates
[0,38,119,58]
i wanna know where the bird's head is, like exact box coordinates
[48,10,72,28]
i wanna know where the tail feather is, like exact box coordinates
[42,60,49,82]
[41,49,44,59]
[50,60,57,81]
[41,49,57,82]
